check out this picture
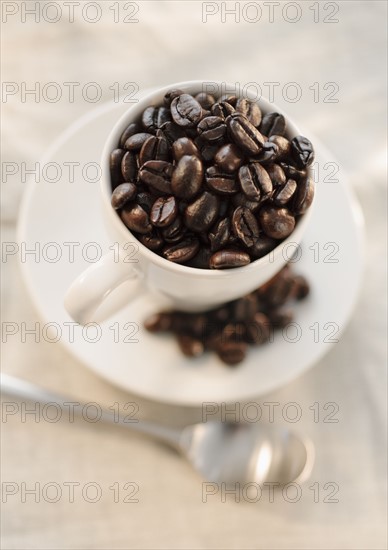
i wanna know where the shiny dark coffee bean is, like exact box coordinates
[219,95,238,107]
[186,246,212,269]
[259,113,286,137]
[124,132,154,151]
[120,203,152,234]
[171,155,204,199]
[235,98,262,127]
[293,177,314,215]
[280,162,307,181]
[139,136,169,165]
[211,101,235,119]
[150,195,177,227]
[268,135,290,158]
[184,192,219,232]
[272,179,297,206]
[111,182,137,209]
[266,163,287,186]
[176,334,204,357]
[163,238,200,264]
[232,192,261,213]
[194,137,219,163]
[142,106,171,133]
[163,88,184,107]
[139,160,173,194]
[232,294,257,322]
[217,341,247,366]
[221,322,246,344]
[245,312,271,344]
[209,249,250,269]
[170,94,202,127]
[261,272,294,307]
[253,141,279,164]
[197,116,226,142]
[194,92,216,110]
[119,122,139,148]
[292,275,310,299]
[136,191,153,213]
[144,312,173,332]
[249,234,278,258]
[110,149,126,188]
[238,162,272,201]
[214,143,244,173]
[291,136,315,168]
[209,218,231,252]
[172,137,199,162]
[157,122,186,146]
[162,215,185,243]
[139,231,164,251]
[121,151,138,182]
[206,166,238,195]
[259,206,295,239]
[232,206,260,247]
[226,113,264,155]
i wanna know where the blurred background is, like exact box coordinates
[1,1,387,549]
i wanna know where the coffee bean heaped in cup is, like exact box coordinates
[110,90,315,269]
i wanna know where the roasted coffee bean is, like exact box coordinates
[205,166,238,195]
[211,101,235,119]
[120,203,152,234]
[279,162,306,181]
[217,341,247,365]
[235,98,262,127]
[238,162,272,201]
[232,192,261,213]
[268,135,290,158]
[266,163,287,186]
[186,246,212,268]
[139,160,173,194]
[170,94,203,127]
[197,116,226,142]
[176,334,204,357]
[259,113,286,137]
[163,88,184,107]
[172,137,199,162]
[259,206,296,239]
[194,137,219,163]
[139,135,169,165]
[124,132,154,151]
[253,141,279,164]
[171,155,204,199]
[291,136,315,168]
[232,206,260,247]
[221,322,246,344]
[209,249,250,269]
[209,218,231,252]
[195,92,216,110]
[232,294,257,322]
[111,182,137,209]
[121,151,138,182]
[110,149,126,188]
[268,308,293,328]
[293,177,314,215]
[219,95,238,107]
[184,191,219,232]
[119,122,139,148]
[272,179,297,206]
[292,275,310,299]
[142,106,171,133]
[249,234,278,258]
[227,113,265,155]
[262,272,294,307]
[157,122,186,146]
[162,215,185,243]
[136,191,153,213]
[245,312,271,344]
[144,312,173,332]
[214,143,244,173]
[163,238,200,264]
[150,195,177,227]
[139,231,164,251]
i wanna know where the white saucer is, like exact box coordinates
[18,101,365,406]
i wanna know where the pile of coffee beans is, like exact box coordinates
[110,89,315,269]
[144,265,310,365]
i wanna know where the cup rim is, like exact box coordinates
[101,80,313,278]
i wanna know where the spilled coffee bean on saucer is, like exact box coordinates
[110,89,315,269]
[144,264,310,366]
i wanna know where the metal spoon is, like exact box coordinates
[1,374,314,485]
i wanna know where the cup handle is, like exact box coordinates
[64,248,143,325]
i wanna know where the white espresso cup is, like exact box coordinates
[65,81,314,325]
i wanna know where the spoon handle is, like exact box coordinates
[1,374,181,448]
